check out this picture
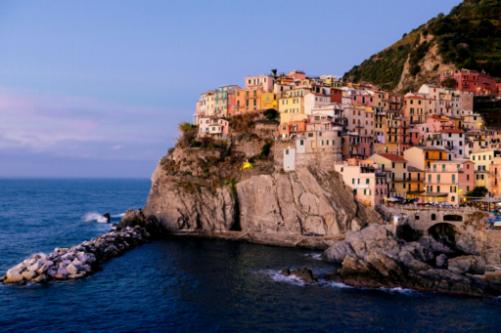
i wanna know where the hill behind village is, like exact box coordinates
[343,0,501,92]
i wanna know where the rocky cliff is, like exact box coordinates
[144,115,381,249]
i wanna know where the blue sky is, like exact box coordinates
[0,0,461,178]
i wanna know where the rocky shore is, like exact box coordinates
[2,210,158,284]
[322,224,501,297]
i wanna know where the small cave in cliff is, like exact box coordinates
[396,223,423,242]
[428,223,458,251]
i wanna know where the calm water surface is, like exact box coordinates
[0,179,500,332]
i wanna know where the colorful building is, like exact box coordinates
[440,69,499,96]
[334,160,388,207]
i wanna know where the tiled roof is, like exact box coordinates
[377,153,407,163]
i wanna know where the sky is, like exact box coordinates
[0,0,461,178]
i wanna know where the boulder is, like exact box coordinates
[281,267,316,284]
[448,255,486,275]
[435,254,448,268]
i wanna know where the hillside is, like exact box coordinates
[343,0,501,91]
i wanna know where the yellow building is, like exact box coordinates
[260,92,278,110]
[404,146,449,170]
[278,88,308,124]
[407,166,425,199]
[470,150,501,188]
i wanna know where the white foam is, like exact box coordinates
[304,253,323,261]
[380,287,416,295]
[318,279,353,289]
[82,212,108,224]
[263,270,306,286]
[111,213,125,218]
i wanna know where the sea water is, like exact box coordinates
[0,179,500,332]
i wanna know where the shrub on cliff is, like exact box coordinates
[229,114,257,133]
[178,123,198,147]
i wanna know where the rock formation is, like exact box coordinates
[323,224,501,297]
[2,217,152,284]
[144,114,381,249]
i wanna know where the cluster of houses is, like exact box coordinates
[193,69,501,207]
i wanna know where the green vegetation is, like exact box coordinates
[474,96,501,128]
[263,108,280,122]
[259,142,272,159]
[466,186,489,198]
[177,123,198,147]
[344,41,413,90]
[429,0,501,76]
[441,77,458,88]
[344,0,501,90]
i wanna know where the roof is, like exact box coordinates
[410,146,447,152]
[376,153,407,163]
[407,166,424,172]
[440,129,463,134]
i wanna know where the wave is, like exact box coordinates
[262,269,306,286]
[318,279,353,289]
[111,213,125,218]
[82,212,109,224]
[261,269,417,295]
[304,252,323,261]
[379,287,417,295]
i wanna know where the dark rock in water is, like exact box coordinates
[323,224,501,297]
[118,209,164,238]
[103,213,111,223]
[281,267,316,284]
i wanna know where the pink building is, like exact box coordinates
[424,160,474,205]
[440,69,498,96]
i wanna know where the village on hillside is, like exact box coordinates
[192,68,501,213]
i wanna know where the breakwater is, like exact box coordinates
[2,224,150,284]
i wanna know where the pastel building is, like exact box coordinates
[278,88,309,124]
[197,117,230,139]
[489,156,501,198]
[235,87,263,114]
[303,92,331,117]
[245,75,274,92]
[334,160,389,207]
[423,160,475,205]
[282,115,343,171]
[470,150,501,188]
[404,146,449,170]
[368,153,408,198]
[440,69,499,96]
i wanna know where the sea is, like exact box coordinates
[0,178,500,332]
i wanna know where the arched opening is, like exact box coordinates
[443,214,463,222]
[428,223,457,250]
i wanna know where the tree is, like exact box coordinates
[441,77,458,89]
[263,108,279,122]
[466,186,488,198]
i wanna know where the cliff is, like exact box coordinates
[144,115,381,249]
[343,0,501,91]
